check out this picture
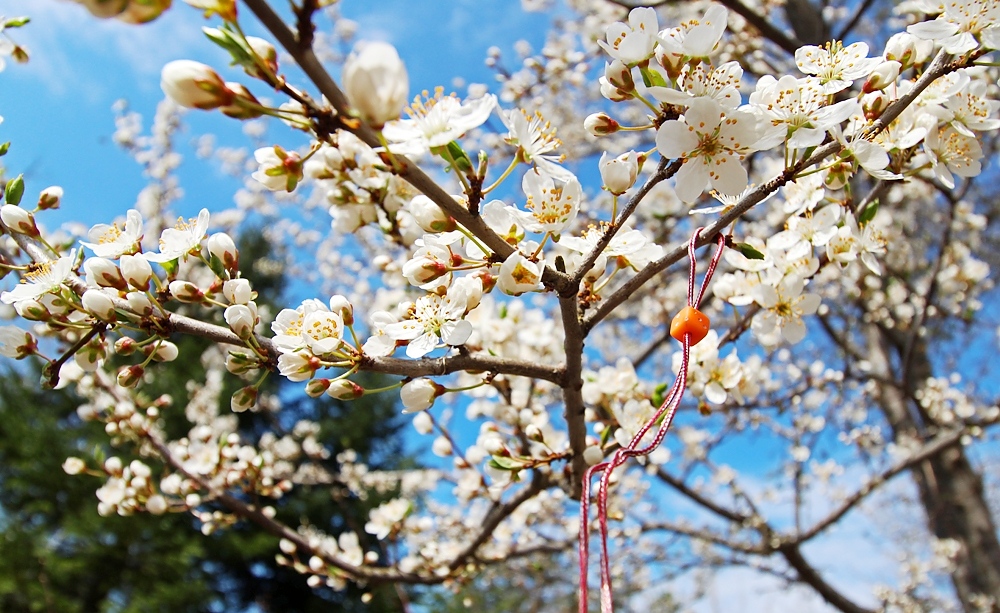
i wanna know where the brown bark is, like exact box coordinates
[866,325,1000,612]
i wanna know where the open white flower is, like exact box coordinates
[655,97,759,203]
[751,276,821,345]
[649,61,743,110]
[500,108,573,181]
[597,6,659,66]
[795,41,880,95]
[80,209,143,259]
[657,4,728,58]
[382,90,497,156]
[383,293,473,358]
[146,209,210,263]
[497,252,545,295]
[908,0,1000,54]
[1,251,76,304]
[517,169,581,235]
[749,76,859,150]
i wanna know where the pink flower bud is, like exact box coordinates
[160,60,235,110]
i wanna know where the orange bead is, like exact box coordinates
[670,305,711,345]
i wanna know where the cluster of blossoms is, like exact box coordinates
[3,0,1000,610]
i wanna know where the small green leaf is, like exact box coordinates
[207,253,228,279]
[857,199,879,226]
[4,16,30,28]
[0,142,10,156]
[651,382,669,408]
[735,242,765,260]
[638,66,667,89]
[488,455,523,471]
[4,174,24,205]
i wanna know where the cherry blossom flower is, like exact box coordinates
[517,169,582,235]
[655,97,760,203]
[767,205,842,260]
[365,498,411,538]
[596,7,659,66]
[80,209,143,259]
[1,251,75,304]
[497,252,545,295]
[907,0,1000,54]
[363,311,400,357]
[657,4,728,58]
[271,298,347,358]
[382,89,497,156]
[146,209,210,263]
[500,108,573,181]
[826,211,886,275]
[160,60,234,110]
[795,41,881,95]
[559,225,663,276]
[751,275,821,345]
[673,330,744,405]
[648,61,743,110]
[383,293,473,358]
[749,75,859,150]
[923,125,984,189]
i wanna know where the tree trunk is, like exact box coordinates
[865,325,1000,612]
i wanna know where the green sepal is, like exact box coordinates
[207,253,228,279]
[735,242,765,260]
[444,141,473,173]
[639,66,668,89]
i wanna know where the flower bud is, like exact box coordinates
[220,82,264,119]
[402,255,448,285]
[400,378,444,413]
[15,298,50,321]
[223,278,252,304]
[599,77,631,102]
[884,32,917,71]
[305,378,332,398]
[224,304,256,340]
[85,257,128,291]
[115,336,139,356]
[168,280,204,303]
[411,411,433,435]
[583,445,605,466]
[62,457,87,475]
[76,0,129,19]
[584,112,619,136]
[82,289,117,322]
[231,386,258,412]
[118,0,171,24]
[125,291,154,316]
[146,494,168,515]
[408,195,456,233]
[117,364,144,388]
[655,48,685,82]
[182,0,237,21]
[604,60,634,92]
[0,205,39,236]
[226,351,259,375]
[104,456,123,475]
[431,435,453,457]
[863,61,900,93]
[120,254,153,291]
[342,41,409,128]
[146,341,179,362]
[37,186,63,210]
[329,295,354,326]
[160,60,235,110]
[207,232,239,274]
[327,379,365,400]
[599,150,639,195]
[246,36,278,76]
[861,91,889,121]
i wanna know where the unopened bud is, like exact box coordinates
[115,337,139,356]
[327,379,365,400]
[168,280,204,303]
[207,232,239,274]
[0,204,38,236]
[885,32,917,71]
[863,61,900,93]
[120,254,153,291]
[117,364,144,388]
[231,386,258,412]
[305,378,331,398]
[82,289,117,322]
[37,186,63,210]
[85,257,128,291]
[584,112,619,137]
